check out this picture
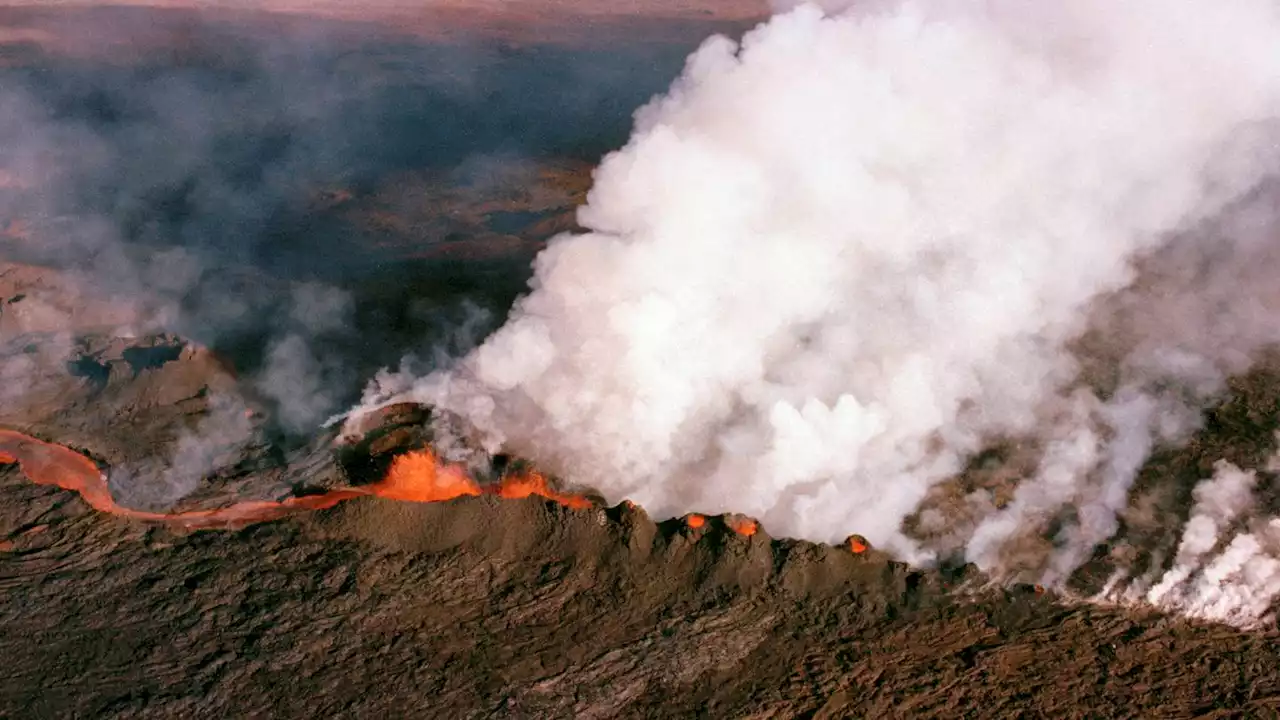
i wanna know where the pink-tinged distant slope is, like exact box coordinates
[0,1,771,47]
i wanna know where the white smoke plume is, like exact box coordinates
[1146,460,1259,606]
[1091,438,1280,628]
[350,0,1280,573]
[256,282,356,434]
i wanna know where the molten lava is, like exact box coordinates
[0,430,590,530]
[496,468,595,509]
[0,429,364,528]
[0,430,811,548]
[374,451,593,508]
[848,535,868,554]
[378,450,481,502]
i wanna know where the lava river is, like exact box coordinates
[0,428,591,530]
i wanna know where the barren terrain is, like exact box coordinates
[5,340,1280,717]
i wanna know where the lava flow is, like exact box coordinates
[494,467,595,509]
[0,430,592,530]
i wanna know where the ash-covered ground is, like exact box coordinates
[4,3,1280,718]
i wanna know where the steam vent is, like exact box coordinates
[4,1,1280,716]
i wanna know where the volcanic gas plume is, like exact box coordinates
[343,0,1280,623]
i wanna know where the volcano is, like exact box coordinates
[4,2,1280,718]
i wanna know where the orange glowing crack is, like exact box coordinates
[0,431,590,530]
[728,517,758,537]
[685,513,706,529]
[496,468,595,509]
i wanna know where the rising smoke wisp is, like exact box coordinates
[352,0,1280,602]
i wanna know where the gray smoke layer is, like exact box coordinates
[0,17,375,434]
[347,0,1280,606]
[1,7,701,506]
[107,392,255,511]
[0,8,689,428]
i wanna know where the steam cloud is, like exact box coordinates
[351,0,1280,618]
[1145,460,1262,616]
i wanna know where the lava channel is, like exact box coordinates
[0,430,591,529]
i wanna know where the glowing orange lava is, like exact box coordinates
[0,431,843,550]
[496,468,595,509]
[376,450,481,502]
[0,430,590,530]
[0,430,364,528]
[848,535,868,554]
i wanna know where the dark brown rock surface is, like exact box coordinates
[2,466,1280,718]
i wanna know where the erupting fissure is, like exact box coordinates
[0,430,592,529]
